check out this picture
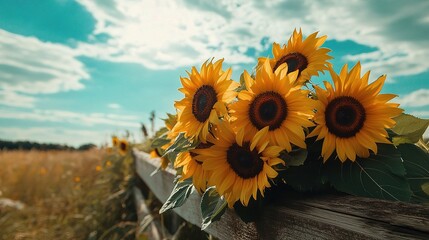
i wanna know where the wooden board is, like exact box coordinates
[133,149,429,240]
[133,187,163,239]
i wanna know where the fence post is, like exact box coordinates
[133,148,429,240]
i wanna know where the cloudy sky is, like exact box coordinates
[1,0,428,146]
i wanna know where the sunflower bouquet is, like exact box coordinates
[151,29,429,228]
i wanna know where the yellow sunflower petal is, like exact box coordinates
[236,128,245,147]
[174,60,238,143]
[263,30,331,84]
[198,121,281,208]
[251,126,269,151]
[313,62,401,162]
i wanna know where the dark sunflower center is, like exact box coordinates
[190,142,213,165]
[226,142,264,179]
[192,85,217,123]
[325,96,366,138]
[249,91,288,130]
[273,52,308,75]
[120,142,127,151]
[154,148,162,157]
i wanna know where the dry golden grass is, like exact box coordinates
[0,149,136,240]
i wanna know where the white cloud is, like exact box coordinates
[74,0,429,79]
[0,126,147,147]
[0,29,89,107]
[1,0,427,110]
[0,90,36,108]
[0,108,140,128]
[1,0,429,145]
[410,111,429,118]
[0,127,108,147]
[108,103,121,109]
[76,0,255,69]
[0,107,151,146]
[305,0,429,78]
[397,89,429,107]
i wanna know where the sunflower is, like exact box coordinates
[193,122,284,207]
[165,114,180,144]
[118,139,129,156]
[74,176,81,183]
[174,141,213,193]
[259,29,332,85]
[39,167,47,176]
[229,59,315,152]
[105,147,113,154]
[309,63,403,162]
[112,136,119,147]
[172,59,240,143]
[164,113,177,131]
[150,148,169,170]
[150,148,162,159]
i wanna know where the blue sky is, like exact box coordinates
[0,0,428,146]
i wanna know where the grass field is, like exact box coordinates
[0,148,137,239]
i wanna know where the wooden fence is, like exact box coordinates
[132,149,429,240]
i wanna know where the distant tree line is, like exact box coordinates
[0,140,96,151]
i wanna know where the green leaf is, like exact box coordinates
[200,187,227,230]
[392,114,429,145]
[281,137,329,192]
[159,178,194,214]
[282,157,329,192]
[235,72,247,91]
[162,113,177,128]
[324,144,412,202]
[280,148,308,167]
[163,133,196,164]
[422,182,429,196]
[154,126,168,138]
[239,72,246,86]
[397,143,429,203]
[150,131,171,149]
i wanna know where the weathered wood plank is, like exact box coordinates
[133,149,429,240]
[133,187,171,239]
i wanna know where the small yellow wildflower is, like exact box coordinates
[39,167,47,176]
[112,136,119,147]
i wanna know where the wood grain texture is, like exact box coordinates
[133,149,429,240]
